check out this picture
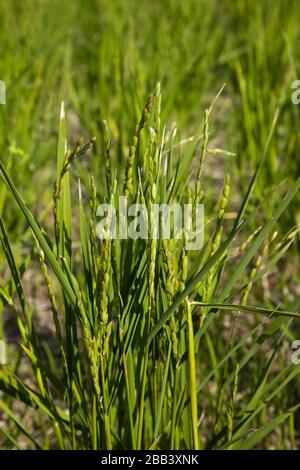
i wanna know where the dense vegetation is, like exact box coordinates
[0,0,300,450]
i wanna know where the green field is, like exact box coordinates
[0,0,300,450]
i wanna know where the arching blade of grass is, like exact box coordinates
[191,302,300,319]
[56,101,72,266]
[0,160,77,307]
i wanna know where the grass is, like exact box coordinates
[0,0,300,451]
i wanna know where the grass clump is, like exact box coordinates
[0,85,300,450]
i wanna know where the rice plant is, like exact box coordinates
[0,84,300,450]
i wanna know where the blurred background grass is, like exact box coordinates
[1,0,300,234]
[1,0,300,341]
[1,0,300,449]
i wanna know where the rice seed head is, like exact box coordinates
[218,173,230,221]
[33,235,63,346]
[99,239,111,328]
[162,238,178,359]
[123,92,154,197]
[241,248,265,304]
[154,81,161,136]
[53,137,96,248]
[232,225,262,257]
[195,109,209,205]
[103,120,112,196]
